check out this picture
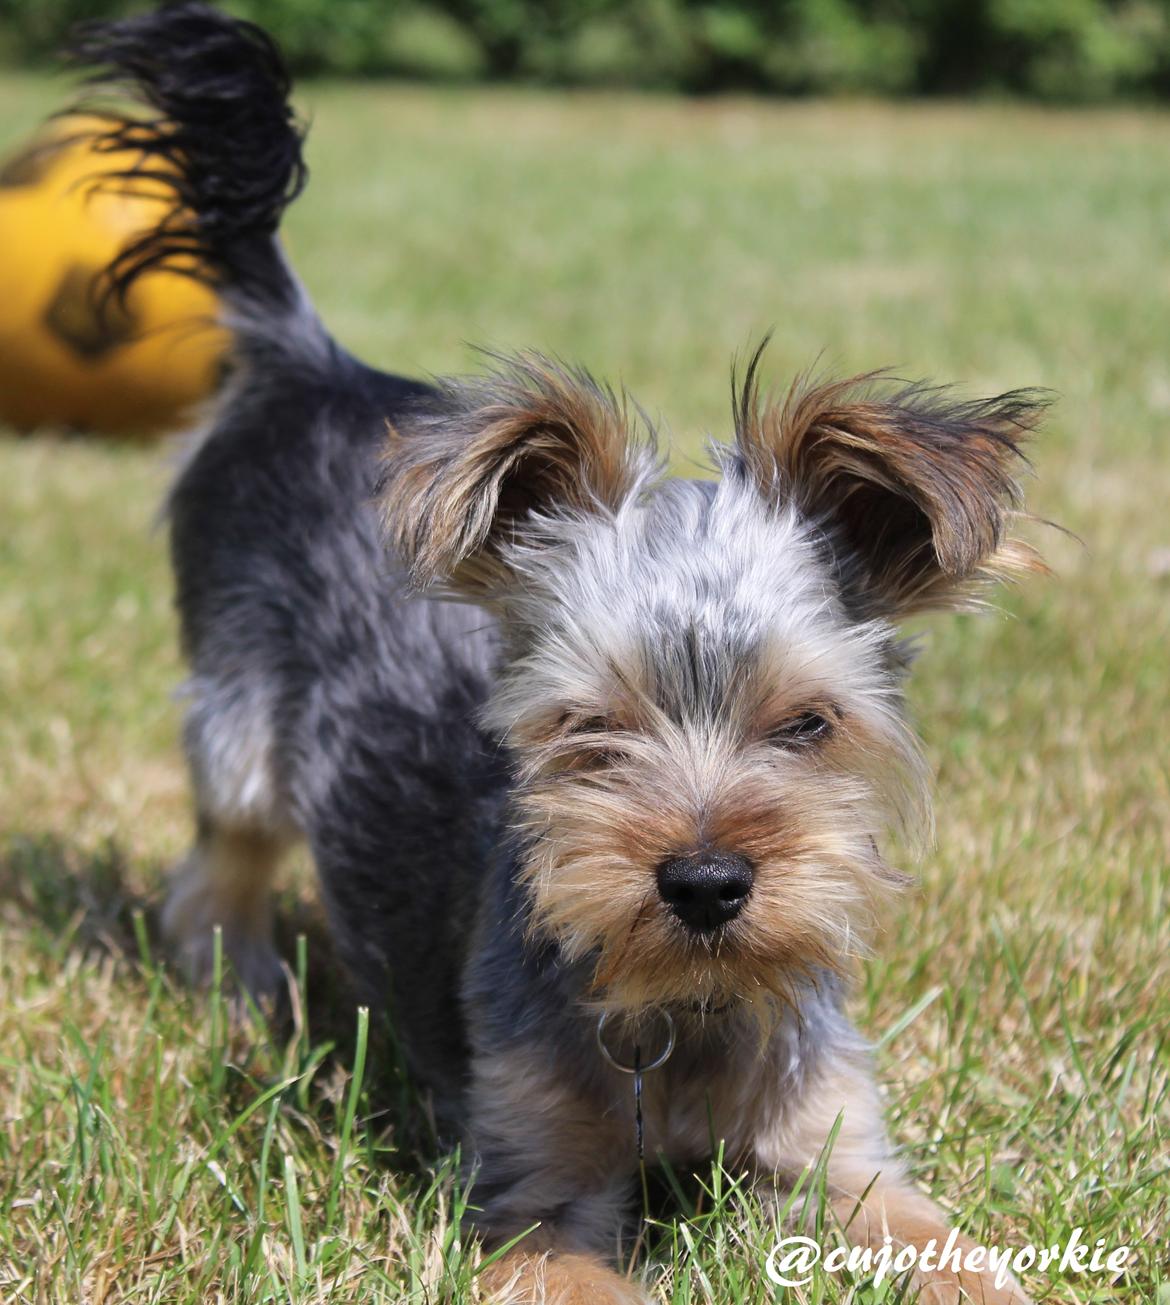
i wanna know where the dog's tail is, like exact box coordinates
[64,0,330,371]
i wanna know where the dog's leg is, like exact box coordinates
[754,1050,1031,1305]
[162,817,288,1002]
[469,1048,648,1305]
[162,679,296,1002]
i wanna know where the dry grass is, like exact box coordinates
[0,75,1167,1303]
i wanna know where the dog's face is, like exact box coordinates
[384,351,1045,1015]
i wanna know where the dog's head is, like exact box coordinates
[382,349,1046,1017]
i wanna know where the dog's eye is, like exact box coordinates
[768,710,834,747]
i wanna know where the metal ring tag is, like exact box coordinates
[596,1008,675,1074]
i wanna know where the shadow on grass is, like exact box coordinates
[0,831,146,957]
[0,830,442,1173]
[0,833,771,1281]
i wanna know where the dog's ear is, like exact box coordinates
[733,354,1049,618]
[381,352,653,595]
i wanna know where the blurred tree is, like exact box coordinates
[2,0,1169,100]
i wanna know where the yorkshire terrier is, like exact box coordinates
[70,5,1045,1302]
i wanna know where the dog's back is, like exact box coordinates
[66,15,1050,1303]
[71,2,503,1107]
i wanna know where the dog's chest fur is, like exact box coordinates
[604,995,840,1167]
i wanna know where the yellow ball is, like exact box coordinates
[0,117,228,437]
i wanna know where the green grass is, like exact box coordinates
[1,72,1169,1302]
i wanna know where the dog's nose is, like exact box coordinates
[656,850,754,932]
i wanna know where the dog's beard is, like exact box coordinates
[512,762,914,1022]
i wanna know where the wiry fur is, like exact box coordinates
[381,352,660,597]
[473,468,927,1017]
[68,7,1045,1304]
[731,344,1049,617]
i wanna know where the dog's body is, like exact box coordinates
[73,7,1043,1301]
[167,345,497,1101]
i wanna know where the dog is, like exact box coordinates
[69,5,1046,1301]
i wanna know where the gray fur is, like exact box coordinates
[77,10,1041,1296]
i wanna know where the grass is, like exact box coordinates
[1,71,1169,1303]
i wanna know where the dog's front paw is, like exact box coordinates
[915,1274,1031,1304]
[830,1187,1032,1305]
[479,1250,648,1305]
[912,1238,1032,1305]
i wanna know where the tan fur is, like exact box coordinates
[382,353,655,596]
[88,8,1048,1285]
[734,361,1047,615]
[510,701,919,1016]
[832,1195,1030,1305]
[468,1048,633,1246]
[470,1019,1030,1303]
[162,823,288,999]
[379,348,1043,1298]
[469,1048,650,1302]
[754,1051,1031,1304]
[479,1250,647,1305]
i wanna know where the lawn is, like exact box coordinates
[1,71,1168,1303]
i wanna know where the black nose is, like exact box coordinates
[656,851,754,932]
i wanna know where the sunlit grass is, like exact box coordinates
[1,76,1167,1302]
